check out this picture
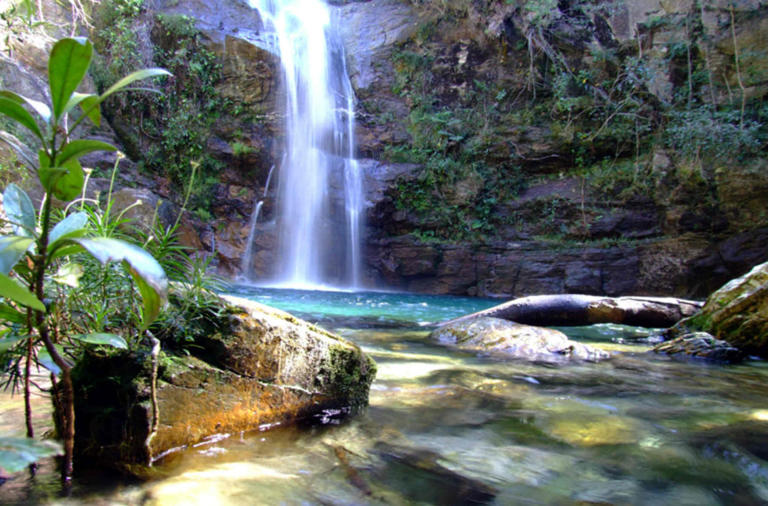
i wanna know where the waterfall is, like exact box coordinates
[240,200,264,275]
[240,164,275,277]
[248,0,363,290]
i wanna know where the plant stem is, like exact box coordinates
[698,0,718,109]
[24,335,34,438]
[144,332,161,462]
[686,15,693,109]
[730,4,746,129]
[34,192,75,482]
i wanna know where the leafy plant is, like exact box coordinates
[0,437,63,474]
[0,37,169,481]
[665,107,763,163]
[230,140,254,157]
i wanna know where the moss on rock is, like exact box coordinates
[68,294,376,473]
[668,260,768,358]
[316,345,378,411]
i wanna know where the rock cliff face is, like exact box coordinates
[3,0,768,297]
[183,0,768,297]
[342,0,768,298]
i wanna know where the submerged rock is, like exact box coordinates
[69,295,376,473]
[547,416,639,447]
[667,260,768,358]
[430,317,609,363]
[652,332,746,364]
[373,442,498,504]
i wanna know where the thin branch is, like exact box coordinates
[730,3,746,129]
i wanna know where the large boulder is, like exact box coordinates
[430,316,609,363]
[667,260,768,358]
[69,294,376,473]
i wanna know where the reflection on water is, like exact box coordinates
[3,288,768,504]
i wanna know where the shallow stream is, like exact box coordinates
[3,287,768,504]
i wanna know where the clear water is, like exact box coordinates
[225,283,499,327]
[3,288,768,505]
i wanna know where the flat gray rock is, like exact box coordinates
[431,316,610,363]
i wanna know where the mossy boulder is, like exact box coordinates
[69,295,376,473]
[666,260,768,358]
[652,332,746,363]
[430,316,609,363]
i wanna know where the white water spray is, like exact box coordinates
[248,0,363,289]
[240,200,263,275]
[240,164,275,275]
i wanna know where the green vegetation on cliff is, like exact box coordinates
[92,0,228,219]
[381,0,768,242]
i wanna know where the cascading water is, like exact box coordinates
[240,164,275,276]
[248,0,363,290]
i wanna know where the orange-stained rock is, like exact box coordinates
[69,293,376,473]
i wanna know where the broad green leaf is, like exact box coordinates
[0,236,33,275]
[0,272,44,311]
[0,303,26,324]
[0,437,63,474]
[0,90,51,123]
[99,68,171,102]
[77,94,100,126]
[10,261,32,279]
[71,332,127,349]
[37,149,64,194]
[48,37,93,120]
[37,346,67,375]
[51,262,84,287]
[73,238,167,293]
[48,243,84,262]
[56,139,115,167]
[118,87,163,95]
[0,335,24,352]
[73,237,167,330]
[2,184,36,236]
[61,92,97,123]
[48,211,88,251]
[67,68,170,135]
[0,97,44,141]
[127,261,161,331]
[50,159,84,202]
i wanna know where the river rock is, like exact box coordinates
[69,294,376,472]
[430,317,609,363]
[652,332,746,363]
[669,260,768,358]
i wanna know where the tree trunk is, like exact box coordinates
[442,294,703,328]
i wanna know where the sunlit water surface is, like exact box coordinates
[3,287,768,505]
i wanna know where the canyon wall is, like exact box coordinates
[2,0,768,298]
